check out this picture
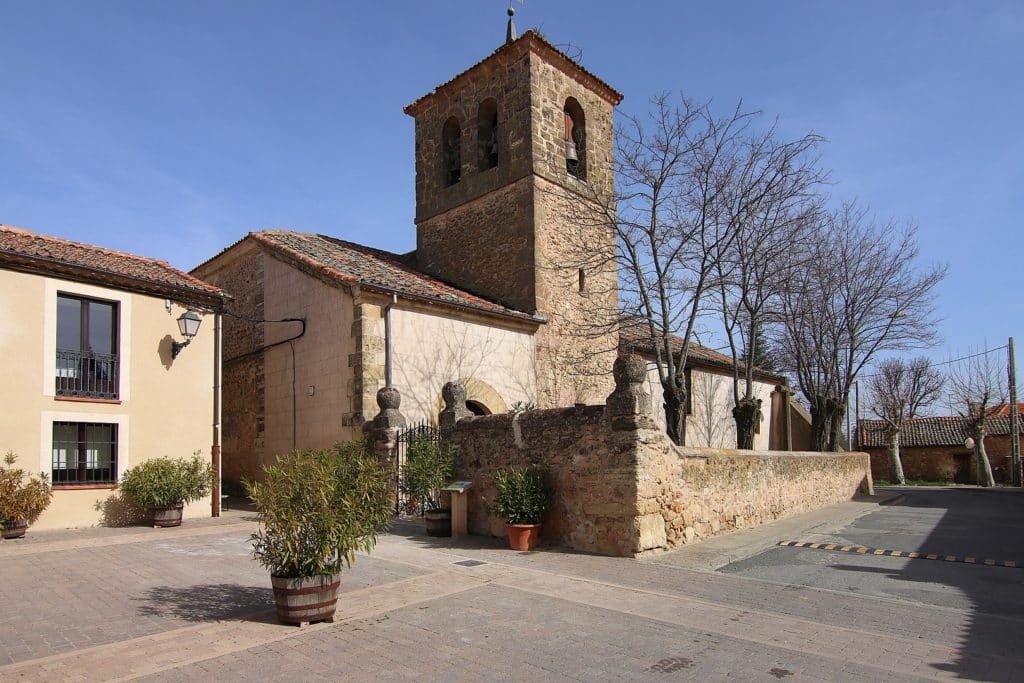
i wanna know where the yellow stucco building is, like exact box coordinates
[0,225,227,530]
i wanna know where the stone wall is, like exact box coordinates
[867,439,1013,484]
[193,244,266,490]
[639,445,871,551]
[439,355,872,557]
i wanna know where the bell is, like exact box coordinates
[564,139,578,163]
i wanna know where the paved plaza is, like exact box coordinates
[2,490,1022,681]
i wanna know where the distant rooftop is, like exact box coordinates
[859,415,1024,449]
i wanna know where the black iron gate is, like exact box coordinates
[394,421,440,517]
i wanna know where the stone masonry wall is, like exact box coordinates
[867,438,1013,484]
[638,443,872,551]
[193,246,265,491]
[416,178,536,313]
[441,356,872,557]
[446,406,641,556]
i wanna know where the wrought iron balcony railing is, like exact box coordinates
[56,350,119,400]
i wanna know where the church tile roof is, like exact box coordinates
[619,319,783,382]
[248,230,544,323]
[0,224,227,307]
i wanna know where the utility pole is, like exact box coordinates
[1009,337,1020,486]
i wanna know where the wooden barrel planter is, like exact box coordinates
[2,519,28,540]
[425,508,452,537]
[506,523,541,551]
[150,502,184,528]
[271,573,341,626]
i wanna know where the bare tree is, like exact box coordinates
[561,94,758,444]
[948,351,1007,487]
[776,202,947,451]
[713,124,826,448]
[867,356,944,485]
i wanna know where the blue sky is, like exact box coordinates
[1,1,1021,377]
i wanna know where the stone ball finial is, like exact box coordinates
[377,386,401,411]
[442,381,466,409]
[613,354,647,388]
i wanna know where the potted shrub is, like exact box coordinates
[400,434,455,536]
[486,462,554,551]
[118,453,213,527]
[245,441,392,626]
[0,452,53,539]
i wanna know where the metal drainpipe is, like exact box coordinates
[384,293,397,388]
[212,312,223,517]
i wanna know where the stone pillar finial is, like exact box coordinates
[606,354,655,431]
[439,381,473,435]
[364,386,407,461]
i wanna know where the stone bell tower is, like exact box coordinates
[403,28,623,407]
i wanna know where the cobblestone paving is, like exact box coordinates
[1,517,1020,681]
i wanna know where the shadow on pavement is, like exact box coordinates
[135,583,273,622]
[868,488,1024,680]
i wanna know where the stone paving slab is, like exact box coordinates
[2,518,1021,681]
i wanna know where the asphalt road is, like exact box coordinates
[719,487,1024,617]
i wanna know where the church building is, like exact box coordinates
[194,28,783,489]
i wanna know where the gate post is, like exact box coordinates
[439,381,472,438]
[605,355,656,432]
[364,387,407,462]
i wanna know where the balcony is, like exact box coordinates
[56,350,119,400]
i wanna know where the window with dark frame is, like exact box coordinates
[56,293,119,399]
[52,422,118,485]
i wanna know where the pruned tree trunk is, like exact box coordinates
[810,395,842,452]
[663,384,687,446]
[732,398,761,450]
[975,427,996,487]
[828,401,845,452]
[889,430,906,485]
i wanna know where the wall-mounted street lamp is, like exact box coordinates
[171,310,202,359]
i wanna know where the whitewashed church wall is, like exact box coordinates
[390,307,537,423]
[643,361,775,450]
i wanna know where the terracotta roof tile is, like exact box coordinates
[859,415,1024,448]
[250,231,543,323]
[0,224,227,305]
[619,317,782,381]
[987,403,1024,417]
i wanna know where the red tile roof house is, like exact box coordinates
[0,224,229,529]
[858,415,1024,484]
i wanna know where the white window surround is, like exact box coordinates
[42,278,132,401]
[39,411,130,480]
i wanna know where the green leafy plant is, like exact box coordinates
[119,453,213,508]
[509,400,537,414]
[0,452,53,524]
[245,441,393,578]
[485,463,554,525]
[400,435,455,512]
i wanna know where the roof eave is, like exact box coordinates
[0,251,230,311]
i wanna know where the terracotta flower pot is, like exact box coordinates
[150,501,184,528]
[506,523,541,551]
[2,519,28,540]
[271,573,341,626]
